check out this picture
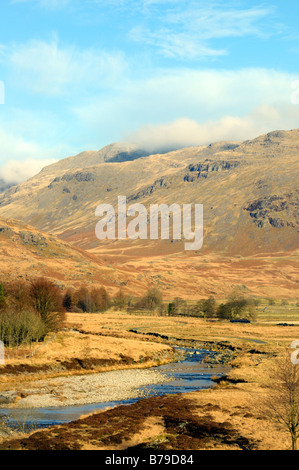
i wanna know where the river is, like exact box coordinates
[0,347,229,432]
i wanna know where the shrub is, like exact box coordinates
[168,297,188,316]
[0,283,6,311]
[62,289,74,312]
[75,286,91,312]
[92,287,110,312]
[0,310,46,347]
[194,297,217,318]
[3,280,32,312]
[29,278,65,332]
[217,294,256,321]
[74,286,110,313]
[138,287,163,311]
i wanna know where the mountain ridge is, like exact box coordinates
[0,129,298,299]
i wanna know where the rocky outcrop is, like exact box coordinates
[184,160,241,182]
[0,225,13,237]
[127,178,170,202]
[19,231,49,248]
[244,192,299,229]
[48,171,95,188]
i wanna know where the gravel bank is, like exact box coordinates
[1,368,173,409]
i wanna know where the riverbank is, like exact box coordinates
[0,326,178,397]
[0,378,290,450]
[0,367,174,409]
[1,312,298,449]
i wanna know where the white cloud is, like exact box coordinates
[10,0,71,8]
[73,67,298,142]
[130,27,227,59]
[130,4,277,59]
[0,157,57,184]
[166,5,273,39]
[126,103,299,151]
[3,37,127,96]
[0,128,62,183]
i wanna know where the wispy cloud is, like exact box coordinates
[130,26,227,59]
[0,107,74,183]
[74,67,297,141]
[1,37,127,96]
[10,0,71,9]
[165,5,273,39]
[1,0,296,170]
[130,3,278,59]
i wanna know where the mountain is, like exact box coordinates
[0,130,298,299]
[40,142,152,174]
[0,179,15,194]
[0,217,131,291]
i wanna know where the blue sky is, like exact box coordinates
[0,0,298,182]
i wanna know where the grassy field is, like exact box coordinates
[1,307,299,450]
[1,306,298,387]
[256,302,299,322]
[67,306,299,348]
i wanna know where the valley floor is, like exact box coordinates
[0,311,298,450]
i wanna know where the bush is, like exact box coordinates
[0,310,46,347]
[168,297,188,316]
[113,289,128,310]
[217,294,256,321]
[74,286,110,313]
[138,287,163,311]
[74,286,90,312]
[0,283,6,311]
[3,280,32,312]
[91,287,110,312]
[62,289,74,312]
[29,278,65,332]
[193,297,217,318]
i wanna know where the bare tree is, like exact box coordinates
[30,278,64,332]
[137,287,163,311]
[261,352,299,450]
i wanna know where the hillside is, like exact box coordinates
[0,130,298,299]
[0,217,131,292]
[0,179,14,194]
[39,142,153,174]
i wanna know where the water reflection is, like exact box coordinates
[0,347,228,431]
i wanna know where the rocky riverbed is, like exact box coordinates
[0,367,173,410]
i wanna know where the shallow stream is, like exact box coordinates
[0,347,228,431]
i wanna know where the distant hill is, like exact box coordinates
[0,217,131,292]
[0,179,15,194]
[39,142,152,174]
[0,130,298,299]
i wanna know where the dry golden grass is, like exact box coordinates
[67,310,299,349]
[1,311,299,449]
[0,316,175,392]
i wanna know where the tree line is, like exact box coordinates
[0,278,260,348]
[118,287,258,321]
[0,278,111,347]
